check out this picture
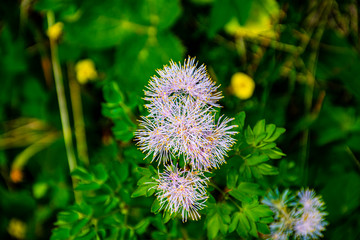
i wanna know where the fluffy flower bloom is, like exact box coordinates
[297,189,325,213]
[263,188,328,240]
[144,57,222,109]
[136,58,237,170]
[154,165,209,222]
[294,210,327,240]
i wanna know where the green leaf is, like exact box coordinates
[257,163,279,175]
[208,0,236,38]
[117,162,129,183]
[253,120,266,138]
[229,212,240,233]
[234,0,253,25]
[57,211,79,224]
[238,182,264,196]
[131,185,151,198]
[265,127,285,142]
[246,154,269,166]
[151,198,161,213]
[265,124,276,139]
[256,222,271,234]
[245,126,255,144]
[234,111,246,132]
[103,81,123,104]
[207,215,220,239]
[76,228,97,240]
[236,213,250,238]
[227,168,238,189]
[71,168,93,181]
[70,218,90,236]
[50,227,70,240]
[135,218,151,234]
[92,164,108,182]
[75,182,101,191]
[229,188,251,203]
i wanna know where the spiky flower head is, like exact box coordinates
[135,58,237,170]
[294,210,327,240]
[154,165,209,222]
[144,57,222,109]
[262,188,328,240]
[297,189,325,213]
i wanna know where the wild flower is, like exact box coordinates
[144,57,222,109]
[154,165,209,222]
[262,188,328,240]
[135,58,237,171]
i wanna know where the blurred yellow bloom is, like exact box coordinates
[8,219,27,239]
[10,168,23,183]
[47,22,64,41]
[225,0,280,38]
[75,59,98,84]
[230,72,255,100]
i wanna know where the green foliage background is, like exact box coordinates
[1,0,360,239]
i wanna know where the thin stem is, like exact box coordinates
[209,182,242,211]
[68,63,89,166]
[345,145,360,172]
[47,11,79,199]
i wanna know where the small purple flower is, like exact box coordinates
[154,165,209,222]
[144,57,222,109]
[297,189,325,212]
[294,210,327,240]
[135,58,237,170]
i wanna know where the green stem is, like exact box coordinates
[209,182,242,211]
[68,63,89,166]
[47,11,79,199]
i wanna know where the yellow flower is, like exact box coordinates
[230,72,255,100]
[75,59,98,84]
[47,22,64,41]
[224,0,280,38]
[8,219,27,239]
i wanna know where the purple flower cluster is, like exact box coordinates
[262,189,328,240]
[155,165,209,222]
[136,57,237,221]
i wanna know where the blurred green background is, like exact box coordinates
[1,0,360,239]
